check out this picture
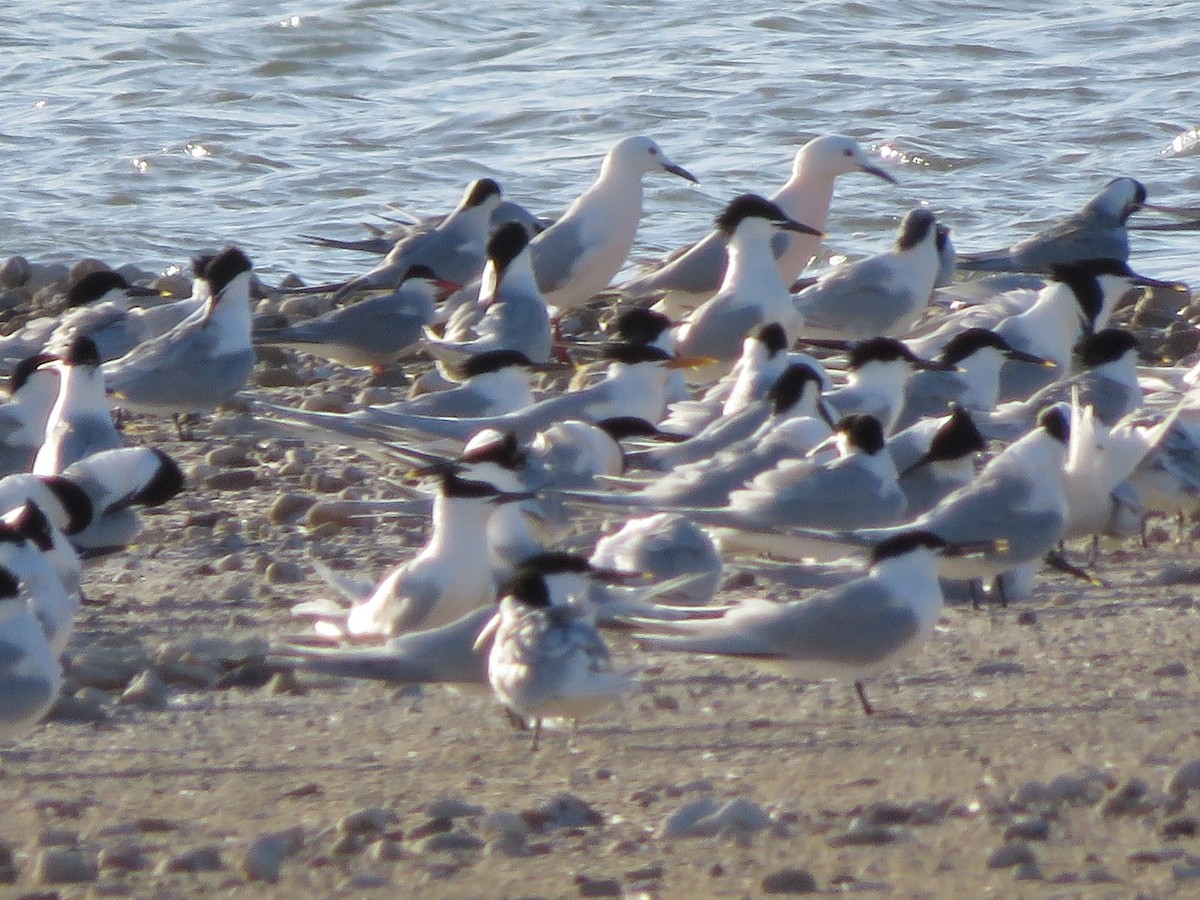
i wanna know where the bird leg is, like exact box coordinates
[854,681,875,715]
[969,578,986,610]
[529,718,543,752]
[503,706,528,732]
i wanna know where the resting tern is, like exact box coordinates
[44,269,160,362]
[891,406,987,517]
[620,135,895,313]
[792,208,943,341]
[822,337,955,433]
[252,264,442,370]
[0,353,59,477]
[673,194,821,371]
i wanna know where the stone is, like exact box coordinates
[761,868,818,894]
[522,793,605,831]
[118,669,173,710]
[1169,760,1200,798]
[97,844,151,873]
[0,255,30,288]
[574,874,622,897]
[338,806,397,837]
[269,492,316,525]
[987,841,1037,869]
[657,796,773,840]
[1101,778,1156,817]
[427,797,486,820]
[37,828,79,847]
[205,469,258,491]
[1004,817,1050,841]
[242,828,304,883]
[265,560,304,585]
[1162,816,1199,839]
[33,848,99,885]
[157,845,224,873]
[416,830,485,853]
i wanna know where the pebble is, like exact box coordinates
[242,828,305,883]
[761,868,818,894]
[357,386,393,406]
[338,806,398,837]
[408,817,453,841]
[574,873,622,897]
[0,839,16,883]
[48,689,112,726]
[205,469,258,491]
[1174,863,1200,881]
[1101,777,1157,817]
[371,839,406,862]
[266,560,304,585]
[1154,661,1189,678]
[1004,817,1050,842]
[1162,816,1199,839]
[656,796,773,840]
[428,797,486,820]
[416,829,485,853]
[1169,759,1200,799]
[270,492,317,525]
[118,669,173,710]
[267,669,307,696]
[157,845,224,873]
[97,844,151,873]
[522,793,605,831]
[255,366,306,388]
[827,817,906,847]
[37,828,79,848]
[987,841,1037,869]
[33,848,99,885]
[301,392,351,414]
[0,255,30,288]
[206,446,252,467]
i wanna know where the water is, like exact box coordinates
[1,0,1199,286]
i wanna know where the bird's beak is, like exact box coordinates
[490,489,539,505]
[1130,270,1190,292]
[662,162,700,184]
[126,284,161,298]
[529,360,577,373]
[665,355,719,370]
[914,357,960,372]
[899,453,934,479]
[1005,349,1057,367]
[433,278,462,293]
[777,218,824,237]
[1141,202,1200,219]
[589,566,649,585]
[858,162,899,185]
[942,538,1007,558]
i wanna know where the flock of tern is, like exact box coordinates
[4,132,1200,749]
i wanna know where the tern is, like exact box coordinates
[0,564,61,743]
[792,208,943,341]
[630,530,987,714]
[673,194,821,371]
[0,353,59,477]
[32,337,123,475]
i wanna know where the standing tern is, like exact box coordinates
[475,566,631,750]
[0,353,59,477]
[431,222,553,364]
[630,530,988,714]
[252,264,442,370]
[956,177,1197,274]
[103,247,256,417]
[0,565,61,743]
[674,194,821,371]
[32,337,123,475]
[620,135,896,313]
[792,208,943,341]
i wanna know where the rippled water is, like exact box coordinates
[2,0,1199,286]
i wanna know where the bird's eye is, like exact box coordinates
[843,148,853,157]
[649,147,659,156]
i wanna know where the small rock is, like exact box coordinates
[416,830,485,853]
[48,689,111,725]
[118,669,173,710]
[265,560,304,585]
[972,660,1028,676]
[1101,778,1156,817]
[242,828,304,883]
[206,446,251,467]
[522,793,605,831]
[1128,847,1185,864]
[1162,816,1199,839]
[266,669,307,696]
[33,848,99,885]
[97,844,150,873]
[407,817,454,841]
[342,873,393,889]
[828,817,906,847]
[1174,863,1200,880]
[371,839,406,862]
[428,797,486,820]
[574,873,621,897]
[761,867,818,894]
[205,469,257,491]
[329,833,363,856]
[133,817,178,834]
[270,492,316,525]
[301,392,350,414]
[1004,817,1051,842]
[157,845,223,874]
[338,807,397,838]
[1154,661,1189,678]
[255,366,306,388]
[0,255,30,288]
[0,839,17,883]
[657,797,773,841]
[1014,861,1043,881]
[1169,760,1200,798]
[987,841,1037,869]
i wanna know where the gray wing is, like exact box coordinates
[895,370,965,430]
[768,581,921,667]
[381,569,449,634]
[531,220,589,295]
[678,298,766,362]
[795,257,913,338]
[105,320,254,409]
[621,230,729,298]
[48,415,124,470]
[738,461,904,529]
[1007,211,1128,271]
